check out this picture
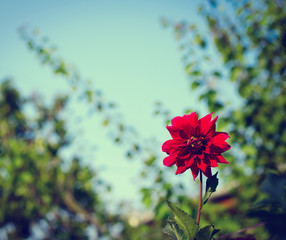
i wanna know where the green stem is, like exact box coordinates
[196,171,203,225]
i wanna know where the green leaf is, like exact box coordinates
[191,70,202,76]
[167,201,199,240]
[141,188,152,207]
[211,228,220,239]
[54,61,68,76]
[196,225,220,240]
[203,172,219,205]
[86,90,93,102]
[191,81,200,90]
[213,71,221,77]
[162,219,185,240]
[196,225,212,240]
[102,118,109,126]
[144,155,156,166]
[194,34,206,48]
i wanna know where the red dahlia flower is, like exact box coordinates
[162,112,230,179]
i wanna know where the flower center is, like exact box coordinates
[186,136,206,154]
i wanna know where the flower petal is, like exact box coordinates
[185,155,195,167]
[179,130,189,139]
[199,112,213,135]
[205,154,219,167]
[162,139,185,154]
[171,116,184,128]
[202,165,212,178]
[192,126,200,137]
[182,114,195,137]
[205,116,218,136]
[163,155,177,167]
[184,112,199,136]
[197,155,208,172]
[177,151,192,160]
[210,141,231,153]
[190,163,199,180]
[212,132,230,142]
[175,164,189,174]
[203,144,211,154]
[189,112,199,126]
[166,126,189,140]
[210,160,218,167]
[217,155,229,164]
[207,154,229,164]
[166,126,181,139]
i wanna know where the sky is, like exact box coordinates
[0,0,227,212]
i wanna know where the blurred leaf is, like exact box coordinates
[141,188,152,207]
[144,155,156,166]
[191,81,201,90]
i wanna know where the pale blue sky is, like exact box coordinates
[0,0,232,211]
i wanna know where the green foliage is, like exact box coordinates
[249,172,286,239]
[167,201,198,240]
[162,219,185,240]
[165,202,220,240]
[0,80,111,238]
[140,188,152,207]
[163,0,286,238]
[6,1,284,237]
[196,225,219,240]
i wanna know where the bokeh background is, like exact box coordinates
[0,0,285,239]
